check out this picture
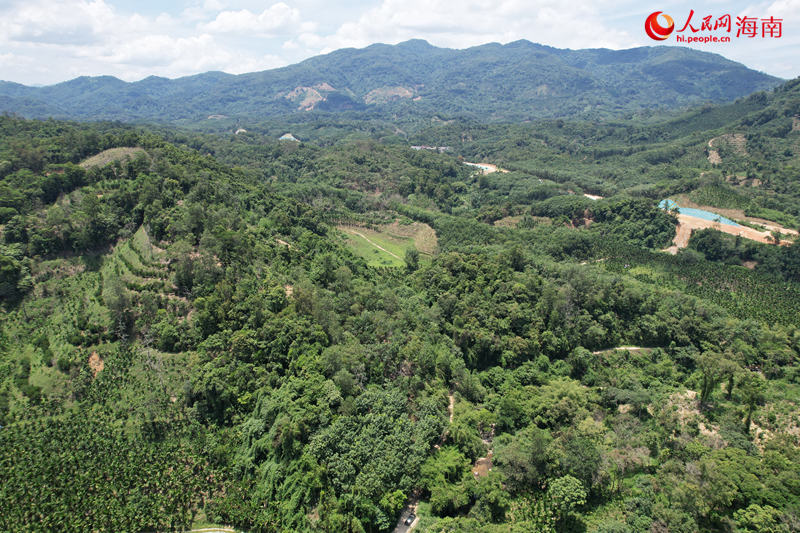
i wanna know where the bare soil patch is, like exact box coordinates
[463,162,509,174]
[675,196,798,235]
[665,212,794,254]
[707,133,747,164]
[472,455,492,478]
[284,86,326,111]
[448,393,454,423]
[592,346,647,355]
[88,351,104,377]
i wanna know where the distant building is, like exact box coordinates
[280,133,300,142]
[235,128,247,135]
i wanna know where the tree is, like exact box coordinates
[738,371,767,432]
[493,426,553,492]
[405,247,420,272]
[697,351,738,406]
[547,475,587,528]
[734,504,788,533]
[102,269,132,337]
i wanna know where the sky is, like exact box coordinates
[0,0,798,85]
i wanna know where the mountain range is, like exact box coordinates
[0,39,783,123]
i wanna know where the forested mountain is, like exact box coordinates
[0,39,782,123]
[1,50,799,533]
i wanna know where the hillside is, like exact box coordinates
[0,40,782,123]
[2,69,800,533]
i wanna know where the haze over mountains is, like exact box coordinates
[0,39,783,123]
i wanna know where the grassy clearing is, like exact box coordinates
[80,147,147,169]
[381,221,438,255]
[338,221,437,268]
[339,226,409,267]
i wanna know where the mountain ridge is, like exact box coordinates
[0,39,783,122]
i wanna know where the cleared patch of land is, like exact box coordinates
[88,351,104,378]
[592,346,649,355]
[493,215,523,228]
[674,194,798,236]
[80,147,147,168]
[707,133,747,164]
[665,213,792,254]
[364,86,414,105]
[338,222,437,267]
[463,162,509,174]
[381,221,438,255]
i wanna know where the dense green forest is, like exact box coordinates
[1,75,799,533]
[0,40,780,123]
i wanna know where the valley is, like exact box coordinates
[0,40,799,533]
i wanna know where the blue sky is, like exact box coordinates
[0,0,797,85]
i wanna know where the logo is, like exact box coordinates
[643,11,782,44]
[645,11,674,40]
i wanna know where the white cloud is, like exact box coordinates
[293,0,639,55]
[0,0,297,83]
[764,0,800,22]
[1,0,115,45]
[202,2,301,34]
[0,0,796,85]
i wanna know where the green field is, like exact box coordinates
[338,223,436,267]
[339,226,412,267]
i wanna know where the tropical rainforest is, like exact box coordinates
[0,48,799,533]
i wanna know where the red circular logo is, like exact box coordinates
[645,11,675,40]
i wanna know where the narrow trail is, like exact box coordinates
[472,425,495,478]
[343,229,402,260]
[448,393,454,423]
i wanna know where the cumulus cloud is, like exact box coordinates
[694,0,800,78]
[1,0,114,45]
[202,3,301,34]
[287,0,639,55]
[0,0,795,85]
[0,0,294,83]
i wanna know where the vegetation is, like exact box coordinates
[0,40,780,123]
[1,72,799,533]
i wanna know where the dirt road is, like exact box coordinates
[392,502,419,533]
[664,213,792,254]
